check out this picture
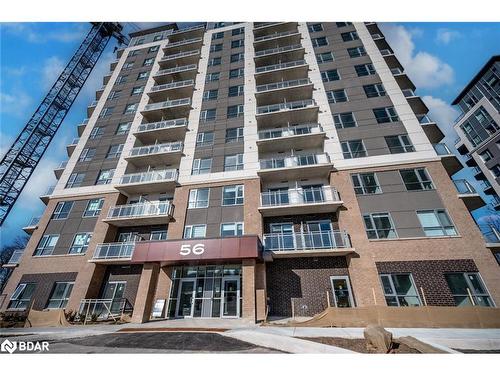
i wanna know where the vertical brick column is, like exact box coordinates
[152,266,174,318]
[255,262,267,321]
[66,264,107,311]
[131,263,160,323]
[241,259,256,321]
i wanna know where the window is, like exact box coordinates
[52,201,74,220]
[183,224,206,239]
[333,112,356,128]
[355,63,376,76]
[480,150,493,162]
[46,282,74,309]
[122,62,134,70]
[196,132,214,147]
[69,232,92,254]
[150,230,167,241]
[400,168,434,191]
[208,57,221,66]
[341,140,366,158]
[445,273,493,307]
[417,210,457,237]
[363,213,397,239]
[308,23,323,32]
[143,57,154,66]
[212,31,224,40]
[373,107,399,123]
[202,89,218,101]
[83,198,104,217]
[229,68,244,78]
[98,107,113,118]
[200,108,216,122]
[134,38,145,45]
[210,43,223,52]
[95,169,115,185]
[230,53,244,63]
[108,90,121,100]
[312,37,328,47]
[89,126,105,139]
[231,39,244,48]
[128,50,140,57]
[66,173,85,188]
[352,173,382,194]
[347,46,367,58]
[224,154,244,171]
[225,127,244,143]
[385,135,415,154]
[380,274,421,307]
[327,89,348,103]
[206,72,220,82]
[116,75,128,84]
[35,234,59,256]
[232,27,244,36]
[336,22,352,27]
[222,185,244,205]
[116,122,131,135]
[78,148,96,162]
[491,164,500,178]
[364,84,386,98]
[321,69,340,82]
[341,31,359,42]
[106,144,124,159]
[228,85,244,97]
[131,86,144,96]
[227,104,244,118]
[316,52,334,63]
[188,188,210,208]
[137,71,149,80]
[221,222,244,237]
[192,158,212,175]
[8,283,36,310]
[214,22,226,29]
[148,45,159,53]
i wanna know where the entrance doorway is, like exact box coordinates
[176,279,196,318]
[221,277,240,318]
[330,276,355,307]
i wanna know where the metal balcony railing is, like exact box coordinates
[155,64,197,77]
[256,99,316,115]
[107,201,174,220]
[261,186,340,207]
[171,24,205,35]
[454,179,477,194]
[253,22,283,30]
[263,230,351,252]
[6,250,23,265]
[128,142,183,157]
[255,44,303,57]
[137,118,188,133]
[259,153,329,170]
[89,100,98,107]
[143,98,191,111]
[150,80,195,93]
[119,169,178,185]
[258,123,322,140]
[42,185,55,196]
[433,143,453,156]
[165,37,203,48]
[256,78,311,93]
[93,242,135,260]
[371,33,383,40]
[402,89,417,97]
[70,138,80,145]
[391,67,404,75]
[254,29,299,42]
[472,166,483,175]
[78,298,133,322]
[380,49,394,56]
[255,59,307,74]
[161,50,200,62]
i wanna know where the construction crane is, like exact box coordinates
[0,22,127,226]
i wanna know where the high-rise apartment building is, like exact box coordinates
[1,22,499,323]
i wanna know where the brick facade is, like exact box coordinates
[18,272,78,310]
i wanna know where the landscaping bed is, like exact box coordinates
[302,337,421,354]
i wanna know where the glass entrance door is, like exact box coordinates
[103,281,126,315]
[176,279,195,318]
[330,276,355,307]
[221,278,240,318]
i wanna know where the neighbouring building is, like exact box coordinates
[1,22,499,323]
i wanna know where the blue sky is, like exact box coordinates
[1,22,499,245]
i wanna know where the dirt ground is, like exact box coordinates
[302,337,421,354]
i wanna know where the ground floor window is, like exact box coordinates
[380,273,421,307]
[46,282,74,309]
[8,283,36,310]
[444,272,494,307]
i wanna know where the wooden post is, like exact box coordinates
[420,287,427,306]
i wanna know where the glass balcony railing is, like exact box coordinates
[137,118,188,133]
[42,185,55,196]
[254,29,299,42]
[119,169,178,185]
[25,217,40,227]
[255,59,307,74]
[380,49,394,56]
[155,64,197,77]
[256,99,316,115]
[161,50,200,62]
[261,186,340,207]
[170,24,205,35]
[417,114,434,125]
[128,142,183,157]
[107,201,174,220]
[433,143,453,156]
[391,67,404,75]
[93,242,135,260]
[56,161,68,169]
[454,179,477,194]
[69,138,80,145]
[256,78,311,93]
[143,98,191,111]
[258,123,322,140]
[402,89,417,97]
[259,153,329,170]
[255,44,303,57]
[149,80,194,92]
[263,230,351,252]
[165,37,203,48]
[6,250,23,265]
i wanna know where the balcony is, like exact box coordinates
[125,142,183,167]
[473,166,486,180]
[163,37,203,54]
[40,185,55,204]
[103,201,174,226]
[254,30,301,51]
[147,79,195,101]
[116,169,178,194]
[402,89,428,114]
[417,114,445,144]
[254,60,308,85]
[454,179,485,211]
[391,67,416,92]
[53,161,68,179]
[263,230,353,258]
[255,78,313,105]
[159,50,200,68]
[259,186,343,217]
[168,24,205,40]
[254,44,305,67]
[90,242,135,264]
[258,153,332,181]
[22,217,40,235]
[134,118,188,143]
[87,100,98,117]
[256,99,319,128]
[257,123,325,152]
[433,143,462,176]
[464,154,478,167]
[77,119,89,137]
[66,138,80,157]
[153,64,197,84]
[2,250,23,268]
[253,22,298,39]
[492,196,500,211]
[141,98,191,122]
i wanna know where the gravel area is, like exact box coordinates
[301,337,421,354]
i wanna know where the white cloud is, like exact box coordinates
[41,56,65,91]
[1,23,86,44]
[0,90,33,117]
[435,28,461,45]
[379,24,454,89]
[422,95,461,141]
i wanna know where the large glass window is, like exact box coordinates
[385,135,415,154]
[400,168,434,191]
[34,234,59,256]
[192,158,212,175]
[196,132,214,147]
[229,68,244,79]
[116,122,131,135]
[364,84,386,98]
[231,39,244,48]
[183,224,207,239]
[228,85,244,97]
[200,108,216,122]
[224,154,243,171]
[95,169,115,185]
[69,232,92,254]
[312,36,328,47]
[308,23,323,32]
[106,144,124,159]
[225,127,243,143]
[352,173,382,195]
[445,273,493,307]
[206,72,220,82]
[380,274,421,307]
[334,112,356,128]
[355,63,376,76]
[83,198,104,217]
[150,230,167,241]
[230,53,244,63]
[202,89,218,101]
[46,282,74,309]
[417,210,457,237]
[52,201,74,220]
[341,31,359,42]
[8,283,36,310]
[66,173,85,188]
[327,89,348,103]
[321,69,340,82]
[341,140,366,158]
[373,107,399,123]
[221,222,244,237]
[227,104,244,118]
[363,213,397,239]
[188,188,210,209]
[347,46,366,58]
[316,52,334,64]
[78,148,96,162]
[222,185,244,206]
